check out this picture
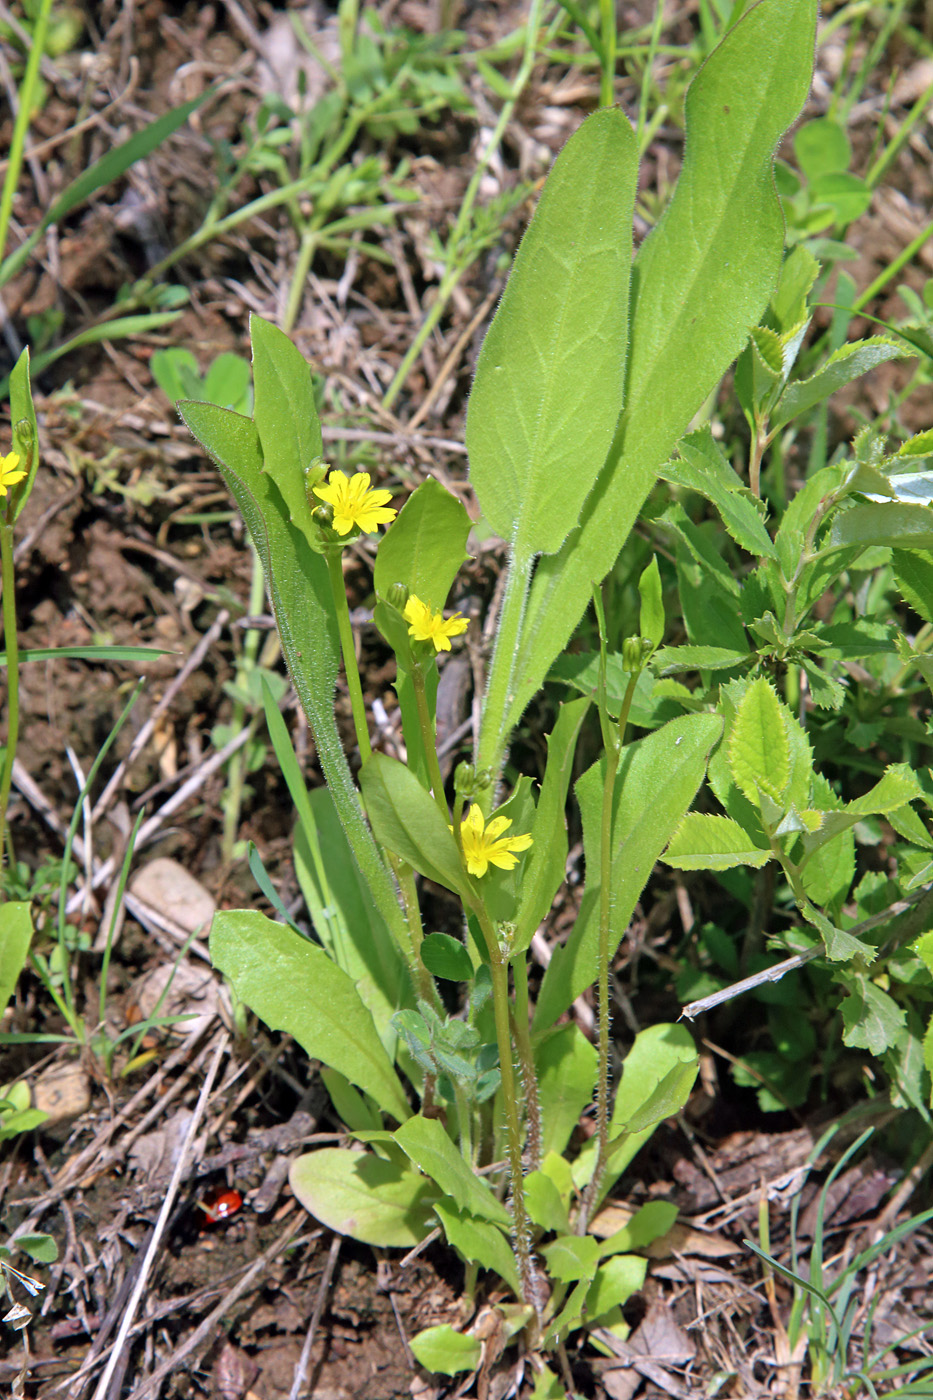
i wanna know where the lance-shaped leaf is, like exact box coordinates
[533,713,722,1031]
[179,402,410,950]
[393,1115,509,1225]
[250,314,323,551]
[663,813,771,871]
[771,338,907,430]
[512,697,590,954]
[211,910,411,1122]
[658,427,777,559]
[467,107,638,558]
[487,0,817,760]
[434,1203,521,1296]
[374,477,472,611]
[729,677,789,806]
[360,753,468,897]
[828,502,933,552]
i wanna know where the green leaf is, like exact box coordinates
[599,1201,679,1256]
[892,550,933,624]
[512,697,589,953]
[794,117,851,179]
[14,1233,58,1264]
[0,89,212,286]
[9,348,39,522]
[179,400,411,956]
[360,753,467,896]
[467,107,638,557]
[420,933,473,982]
[541,1234,601,1284]
[729,676,789,804]
[393,1115,509,1225]
[661,812,767,862]
[828,502,933,553]
[534,713,722,1030]
[262,686,409,1044]
[250,314,323,551]
[524,1171,571,1235]
[840,976,906,1055]
[495,0,816,747]
[434,1202,521,1296]
[585,1255,647,1324]
[410,1325,482,1377]
[211,910,411,1122]
[0,904,32,1016]
[535,1023,598,1159]
[0,645,173,666]
[575,1025,698,1201]
[374,477,472,611]
[659,427,777,559]
[654,644,751,674]
[620,1057,699,1134]
[289,1147,435,1246]
[638,557,664,648]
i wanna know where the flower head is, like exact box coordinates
[456,804,532,879]
[312,469,396,536]
[0,451,26,499]
[404,594,468,653]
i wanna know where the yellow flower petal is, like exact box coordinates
[312,469,396,535]
[403,594,468,652]
[457,804,532,879]
[0,450,26,499]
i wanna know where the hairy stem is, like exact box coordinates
[0,519,19,866]
[326,546,372,763]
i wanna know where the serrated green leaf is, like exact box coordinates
[840,976,906,1055]
[654,644,750,674]
[394,1115,509,1225]
[541,1234,601,1284]
[729,677,789,804]
[663,813,771,870]
[659,426,777,558]
[468,108,638,556]
[434,1203,521,1295]
[828,502,933,552]
[893,550,933,625]
[585,1255,647,1325]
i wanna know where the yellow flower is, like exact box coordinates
[404,594,468,653]
[0,451,26,498]
[312,469,397,536]
[456,805,532,879]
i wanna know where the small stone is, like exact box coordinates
[129,857,215,936]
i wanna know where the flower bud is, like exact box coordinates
[622,636,643,672]
[453,761,475,796]
[386,582,410,612]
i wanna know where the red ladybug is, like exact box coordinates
[196,1186,243,1227]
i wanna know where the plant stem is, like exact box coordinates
[0,0,53,265]
[325,546,372,763]
[410,659,449,822]
[0,519,20,868]
[510,956,541,1171]
[579,669,638,1234]
[598,0,616,107]
[489,943,540,1323]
